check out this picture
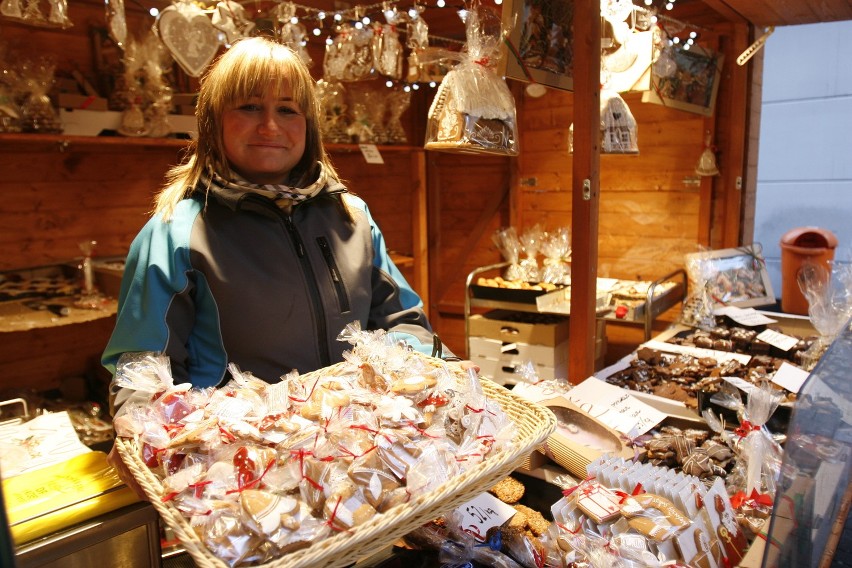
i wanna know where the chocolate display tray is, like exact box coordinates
[0,265,80,304]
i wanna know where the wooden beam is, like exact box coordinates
[410,149,429,316]
[720,21,751,246]
[569,0,601,383]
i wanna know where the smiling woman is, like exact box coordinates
[102,36,457,398]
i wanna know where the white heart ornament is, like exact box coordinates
[157,3,221,77]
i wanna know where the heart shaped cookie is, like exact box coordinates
[157,3,221,77]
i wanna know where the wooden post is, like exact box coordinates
[411,149,430,317]
[569,0,601,382]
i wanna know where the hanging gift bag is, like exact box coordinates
[424,3,518,156]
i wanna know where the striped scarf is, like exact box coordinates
[202,163,329,211]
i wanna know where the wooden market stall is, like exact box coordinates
[2,0,851,393]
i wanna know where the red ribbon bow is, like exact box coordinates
[730,488,774,509]
[734,419,761,438]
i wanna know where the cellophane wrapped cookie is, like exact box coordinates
[424,2,519,156]
[111,323,517,567]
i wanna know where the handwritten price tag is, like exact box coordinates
[358,144,384,164]
[454,492,517,541]
[757,328,798,352]
[565,377,667,435]
[771,361,811,393]
[713,306,777,327]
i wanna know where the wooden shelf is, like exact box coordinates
[389,252,415,267]
[0,132,424,154]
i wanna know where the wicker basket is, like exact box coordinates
[115,361,556,568]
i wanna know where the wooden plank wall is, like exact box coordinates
[426,151,512,355]
[517,90,707,281]
[512,88,709,364]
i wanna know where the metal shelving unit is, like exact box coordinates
[464,262,689,357]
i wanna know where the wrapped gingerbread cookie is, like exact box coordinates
[424,1,519,156]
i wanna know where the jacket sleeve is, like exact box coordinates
[354,197,457,360]
[101,203,206,386]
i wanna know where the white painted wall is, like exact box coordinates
[754,20,852,297]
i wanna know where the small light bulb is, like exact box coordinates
[149,7,159,17]
[290,16,298,24]
[354,21,363,29]
[412,83,420,90]
[650,15,658,23]
[429,81,437,88]
[326,37,333,45]
[689,31,697,38]
[672,36,680,44]
[386,80,393,88]
[494,0,502,4]
[334,13,342,21]
[318,11,326,19]
[408,8,418,18]
[665,2,673,9]
[437,0,445,6]
[362,16,370,25]
[313,28,321,36]
[683,43,691,50]
[644,0,652,4]
[403,85,411,92]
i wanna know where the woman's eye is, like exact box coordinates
[237,103,261,111]
[278,106,300,115]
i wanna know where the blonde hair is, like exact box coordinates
[154,37,340,219]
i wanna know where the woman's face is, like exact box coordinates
[222,84,307,185]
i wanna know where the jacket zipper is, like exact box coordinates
[283,215,331,365]
[317,236,351,313]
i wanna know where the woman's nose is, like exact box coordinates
[258,112,280,134]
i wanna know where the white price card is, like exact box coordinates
[771,361,811,393]
[358,144,384,164]
[454,492,518,541]
[757,328,798,352]
[722,376,758,395]
[564,376,668,435]
[713,306,777,327]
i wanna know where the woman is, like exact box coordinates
[102,36,454,396]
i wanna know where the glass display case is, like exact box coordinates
[762,317,852,567]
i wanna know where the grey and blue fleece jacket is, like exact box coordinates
[102,179,448,388]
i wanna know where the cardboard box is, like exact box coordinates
[57,93,108,111]
[59,109,197,139]
[472,354,566,385]
[469,336,570,366]
[469,310,570,346]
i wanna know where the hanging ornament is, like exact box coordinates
[155,0,221,78]
[22,0,44,23]
[211,0,255,45]
[105,0,127,48]
[46,0,71,28]
[273,2,311,66]
[0,0,23,19]
[695,131,719,176]
[324,22,374,82]
[600,89,638,154]
[372,23,403,80]
[405,13,430,83]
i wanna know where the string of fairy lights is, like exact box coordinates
[126,0,707,91]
